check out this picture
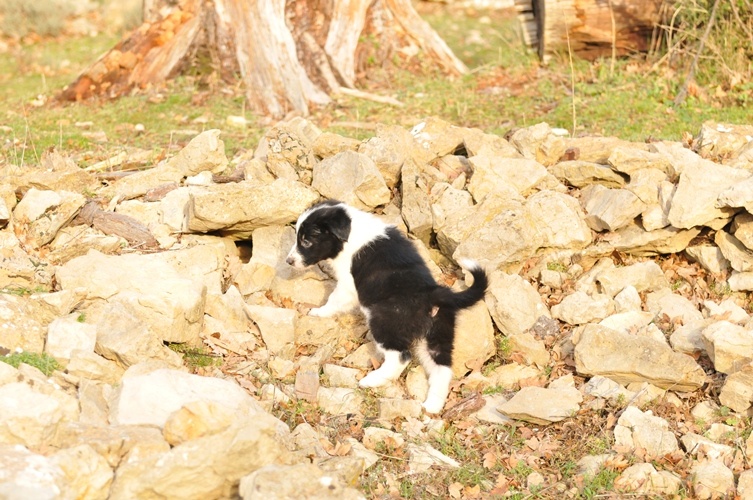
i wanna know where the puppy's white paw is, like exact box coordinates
[309,307,333,318]
[422,397,446,415]
[359,371,390,388]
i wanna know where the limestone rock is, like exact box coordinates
[608,147,675,177]
[551,291,614,325]
[44,313,97,361]
[246,305,296,355]
[236,225,293,295]
[317,387,363,416]
[614,406,678,457]
[0,294,55,352]
[358,124,415,189]
[48,225,124,265]
[497,386,582,425]
[574,324,706,391]
[51,422,170,468]
[583,375,634,403]
[110,368,274,429]
[507,332,550,368]
[614,462,681,496]
[526,190,592,250]
[729,271,753,291]
[580,185,646,232]
[508,122,567,165]
[240,463,364,500]
[715,230,753,272]
[739,469,753,500]
[718,176,753,214]
[596,261,669,297]
[312,151,390,210]
[256,117,320,182]
[452,298,496,377]
[685,245,730,274]
[485,363,540,390]
[108,129,227,200]
[680,433,735,462]
[565,136,650,164]
[186,178,319,238]
[640,180,675,231]
[400,158,433,244]
[696,121,753,158]
[0,382,78,448]
[49,444,113,500]
[718,363,753,413]
[90,300,184,369]
[162,400,238,446]
[0,444,69,499]
[16,189,86,248]
[668,157,749,229]
[18,149,97,194]
[378,398,422,420]
[109,419,290,500]
[549,160,626,188]
[430,183,474,231]
[467,156,548,200]
[703,298,749,324]
[485,271,551,335]
[670,319,715,355]
[311,132,361,158]
[436,189,525,261]
[645,289,703,325]
[733,212,753,250]
[690,459,735,500]
[605,222,701,256]
[701,321,753,374]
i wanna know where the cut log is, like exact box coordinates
[57,0,467,118]
[518,0,663,60]
[73,201,159,249]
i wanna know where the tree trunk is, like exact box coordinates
[517,0,663,61]
[57,0,467,118]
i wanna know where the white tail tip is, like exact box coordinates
[457,258,480,271]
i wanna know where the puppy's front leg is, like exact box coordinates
[310,277,358,317]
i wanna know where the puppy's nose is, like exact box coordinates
[285,255,295,266]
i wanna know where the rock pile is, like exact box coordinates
[1,117,753,497]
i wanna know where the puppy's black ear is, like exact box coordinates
[326,210,351,242]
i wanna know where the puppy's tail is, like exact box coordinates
[431,259,488,311]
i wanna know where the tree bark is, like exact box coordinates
[517,0,663,61]
[57,0,467,118]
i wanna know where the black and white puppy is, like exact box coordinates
[286,200,488,414]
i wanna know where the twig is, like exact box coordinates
[607,0,616,78]
[674,0,720,106]
[336,86,405,107]
[564,19,577,136]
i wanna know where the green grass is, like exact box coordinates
[581,468,620,499]
[2,6,749,170]
[0,285,48,296]
[166,343,222,370]
[1,350,61,376]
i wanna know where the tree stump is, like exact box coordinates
[517,0,663,61]
[57,0,467,118]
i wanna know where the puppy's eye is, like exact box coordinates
[301,238,313,249]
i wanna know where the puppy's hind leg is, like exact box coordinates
[359,346,411,388]
[417,313,456,414]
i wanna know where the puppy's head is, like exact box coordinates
[286,202,351,268]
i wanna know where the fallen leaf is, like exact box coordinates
[448,481,463,499]
[463,484,481,498]
[483,451,497,469]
